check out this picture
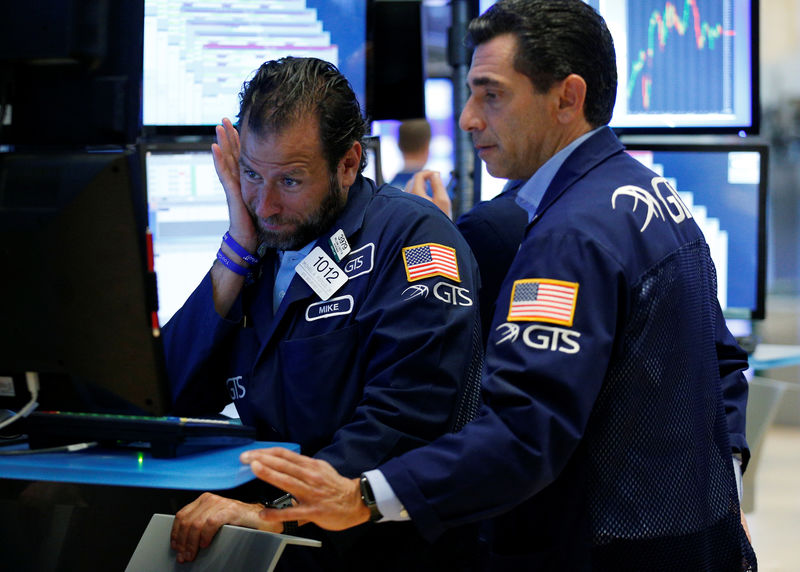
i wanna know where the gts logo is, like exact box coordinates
[495,323,581,354]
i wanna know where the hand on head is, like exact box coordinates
[212,117,258,252]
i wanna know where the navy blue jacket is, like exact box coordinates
[456,180,528,345]
[162,175,484,570]
[380,128,755,570]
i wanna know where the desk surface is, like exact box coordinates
[0,441,299,490]
[750,343,800,371]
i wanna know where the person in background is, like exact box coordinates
[389,118,432,189]
[238,2,756,569]
[162,56,483,571]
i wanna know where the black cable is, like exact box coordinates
[0,441,99,456]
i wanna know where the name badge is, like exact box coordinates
[305,295,354,321]
[329,229,351,262]
[296,246,349,300]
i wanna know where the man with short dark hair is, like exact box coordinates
[389,118,432,189]
[163,57,483,571]
[241,3,756,569]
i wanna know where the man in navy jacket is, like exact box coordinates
[243,2,756,570]
[456,179,527,344]
[164,57,483,570]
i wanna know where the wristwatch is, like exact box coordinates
[265,493,298,535]
[359,473,383,522]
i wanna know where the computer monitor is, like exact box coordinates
[362,135,384,186]
[142,0,368,133]
[0,148,171,415]
[144,143,226,325]
[0,1,144,147]
[366,0,426,121]
[425,78,457,187]
[591,0,759,134]
[478,0,759,135]
[623,139,768,319]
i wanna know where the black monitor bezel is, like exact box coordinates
[0,147,172,415]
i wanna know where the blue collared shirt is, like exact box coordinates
[273,242,315,314]
[514,127,602,221]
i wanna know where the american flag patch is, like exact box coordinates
[402,243,460,283]
[507,279,579,325]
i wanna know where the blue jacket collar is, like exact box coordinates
[533,126,624,222]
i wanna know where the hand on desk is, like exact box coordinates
[241,447,371,531]
[170,492,281,563]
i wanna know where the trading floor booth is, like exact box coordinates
[0,0,430,567]
[0,441,313,571]
[0,0,780,568]
[0,147,310,569]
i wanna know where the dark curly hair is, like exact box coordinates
[236,57,369,173]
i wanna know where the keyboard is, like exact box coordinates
[24,411,257,458]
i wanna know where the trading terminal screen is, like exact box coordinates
[143,0,367,128]
[624,142,767,320]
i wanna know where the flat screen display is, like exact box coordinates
[143,0,367,130]
[372,78,456,188]
[589,0,758,134]
[624,140,768,319]
[0,149,171,415]
[144,145,226,324]
[477,139,768,321]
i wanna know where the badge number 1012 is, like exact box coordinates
[296,246,349,300]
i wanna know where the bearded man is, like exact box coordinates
[163,57,483,571]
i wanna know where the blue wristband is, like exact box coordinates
[216,249,251,276]
[223,232,259,265]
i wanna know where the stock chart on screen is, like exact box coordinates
[585,0,756,133]
[626,1,732,114]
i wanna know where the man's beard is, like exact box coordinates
[255,174,347,251]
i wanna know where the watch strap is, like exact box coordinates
[359,473,383,522]
[282,520,299,535]
[265,493,299,535]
